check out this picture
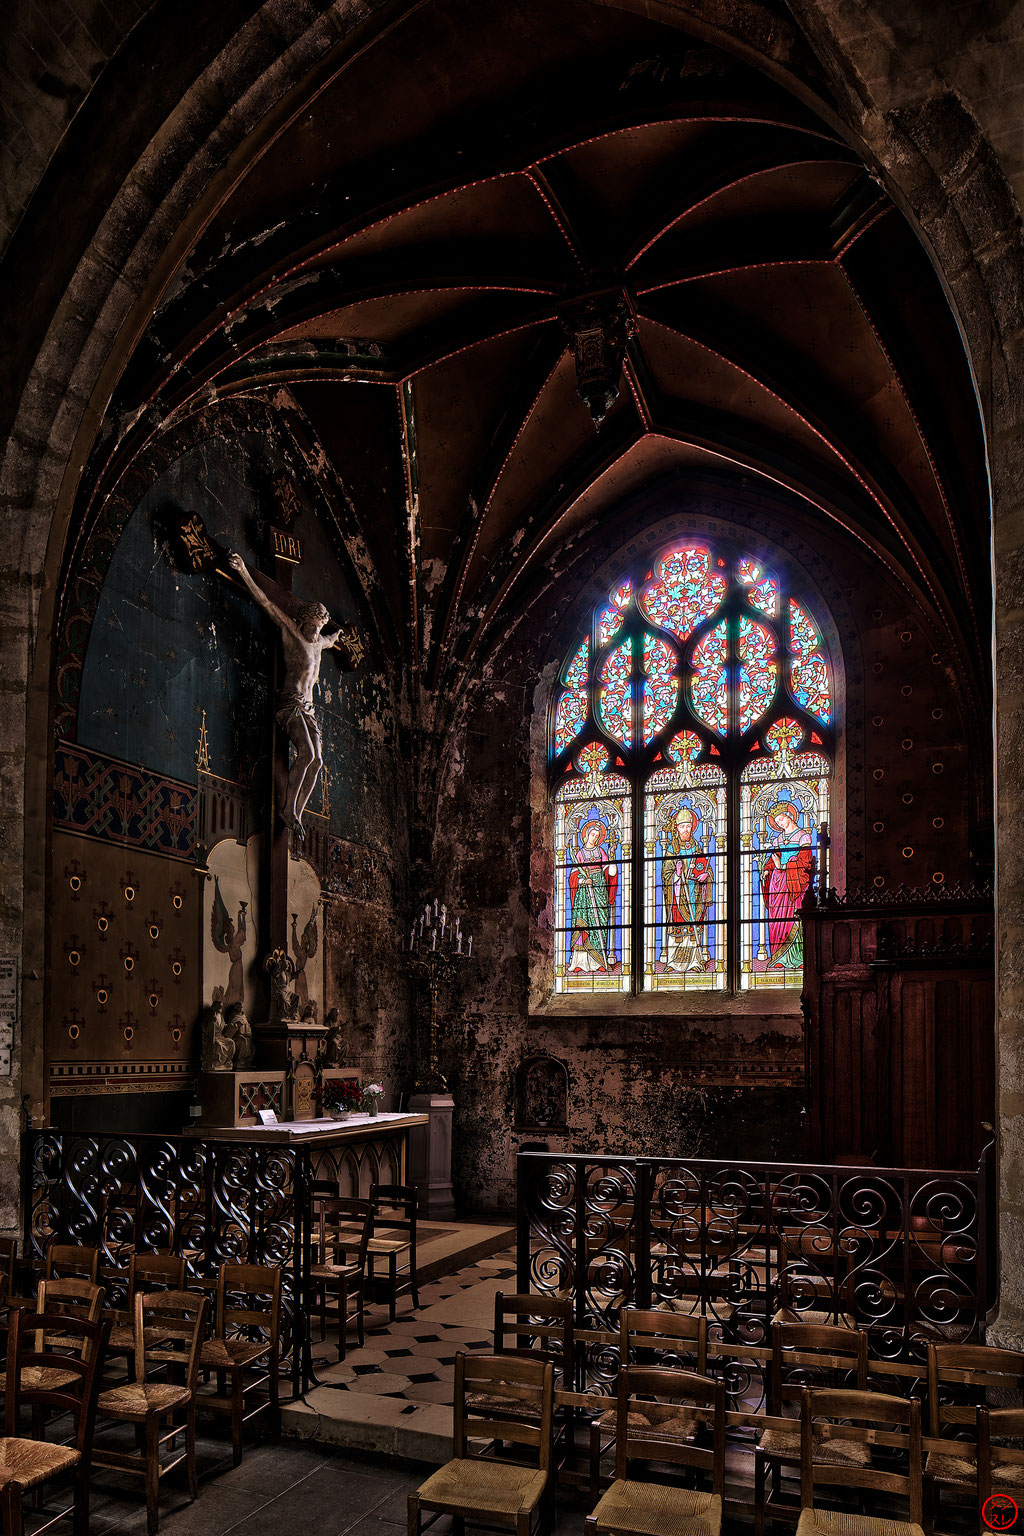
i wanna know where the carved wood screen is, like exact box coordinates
[801,888,994,1169]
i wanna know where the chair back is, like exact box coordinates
[622,1306,708,1375]
[493,1292,573,1386]
[44,1241,99,1283]
[370,1183,417,1237]
[0,1237,17,1297]
[319,1197,373,1271]
[770,1320,868,1414]
[5,1308,110,1453]
[216,1263,282,1353]
[135,1289,209,1392]
[454,1353,553,1469]
[615,1365,725,1491]
[36,1276,105,1354]
[978,1405,1024,1501]
[798,1387,923,1526]
[129,1251,186,1294]
[927,1341,1024,1434]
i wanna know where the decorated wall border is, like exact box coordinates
[54,741,197,859]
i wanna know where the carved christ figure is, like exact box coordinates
[228,550,345,838]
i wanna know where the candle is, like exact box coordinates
[467,935,473,957]
[432,930,437,951]
[457,933,462,953]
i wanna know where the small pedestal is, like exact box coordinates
[197,1071,287,1128]
[408,1093,455,1219]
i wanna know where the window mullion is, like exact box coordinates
[631,625,643,996]
[726,604,741,993]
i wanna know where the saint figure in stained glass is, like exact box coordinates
[660,806,713,972]
[568,817,619,974]
[761,801,814,969]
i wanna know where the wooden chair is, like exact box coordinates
[197,1263,281,1465]
[589,1307,708,1501]
[467,1293,573,1476]
[43,1244,99,1285]
[0,1278,106,1440]
[773,1230,856,1329]
[92,1289,209,1534]
[586,1365,726,1536]
[106,1253,186,1369]
[309,1196,372,1360]
[923,1341,1024,1522]
[755,1320,870,1535]
[367,1184,419,1320]
[0,1240,16,1302]
[978,1405,1024,1505]
[408,1353,554,1536]
[5,1280,107,1447]
[0,1307,110,1536]
[651,1213,739,1322]
[796,1387,925,1536]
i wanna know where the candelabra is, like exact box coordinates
[407,900,473,1092]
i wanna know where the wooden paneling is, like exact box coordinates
[803,897,993,1168]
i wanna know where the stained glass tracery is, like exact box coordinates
[737,616,777,732]
[598,640,633,748]
[738,558,780,618]
[550,542,834,995]
[554,639,589,753]
[789,599,832,724]
[643,635,678,744]
[598,580,632,645]
[640,545,726,640]
[689,621,728,735]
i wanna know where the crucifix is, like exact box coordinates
[228,550,345,841]
[172,501,363,1053]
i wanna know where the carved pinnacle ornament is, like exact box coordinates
[560,293,637,428]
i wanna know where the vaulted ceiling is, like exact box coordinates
[76,0,989,698]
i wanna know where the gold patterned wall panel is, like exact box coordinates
[49,831,199,1096]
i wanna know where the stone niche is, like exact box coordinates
[515,1054,569,1131]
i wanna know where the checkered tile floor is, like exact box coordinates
[311,1247,517,1410]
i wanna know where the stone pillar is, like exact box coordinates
[408,1092,455,1219]
[991,500,1024,1350]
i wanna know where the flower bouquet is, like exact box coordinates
[362,1082,385,1117]
[319,1078,362,1120]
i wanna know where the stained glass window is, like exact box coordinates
[553,745,631,993]
[740,720,830,990]
[550,541,834,995]
[645,733,727,991]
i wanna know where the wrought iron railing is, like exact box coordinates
[24,1129,311,1393]
[517,1148,991,1404]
